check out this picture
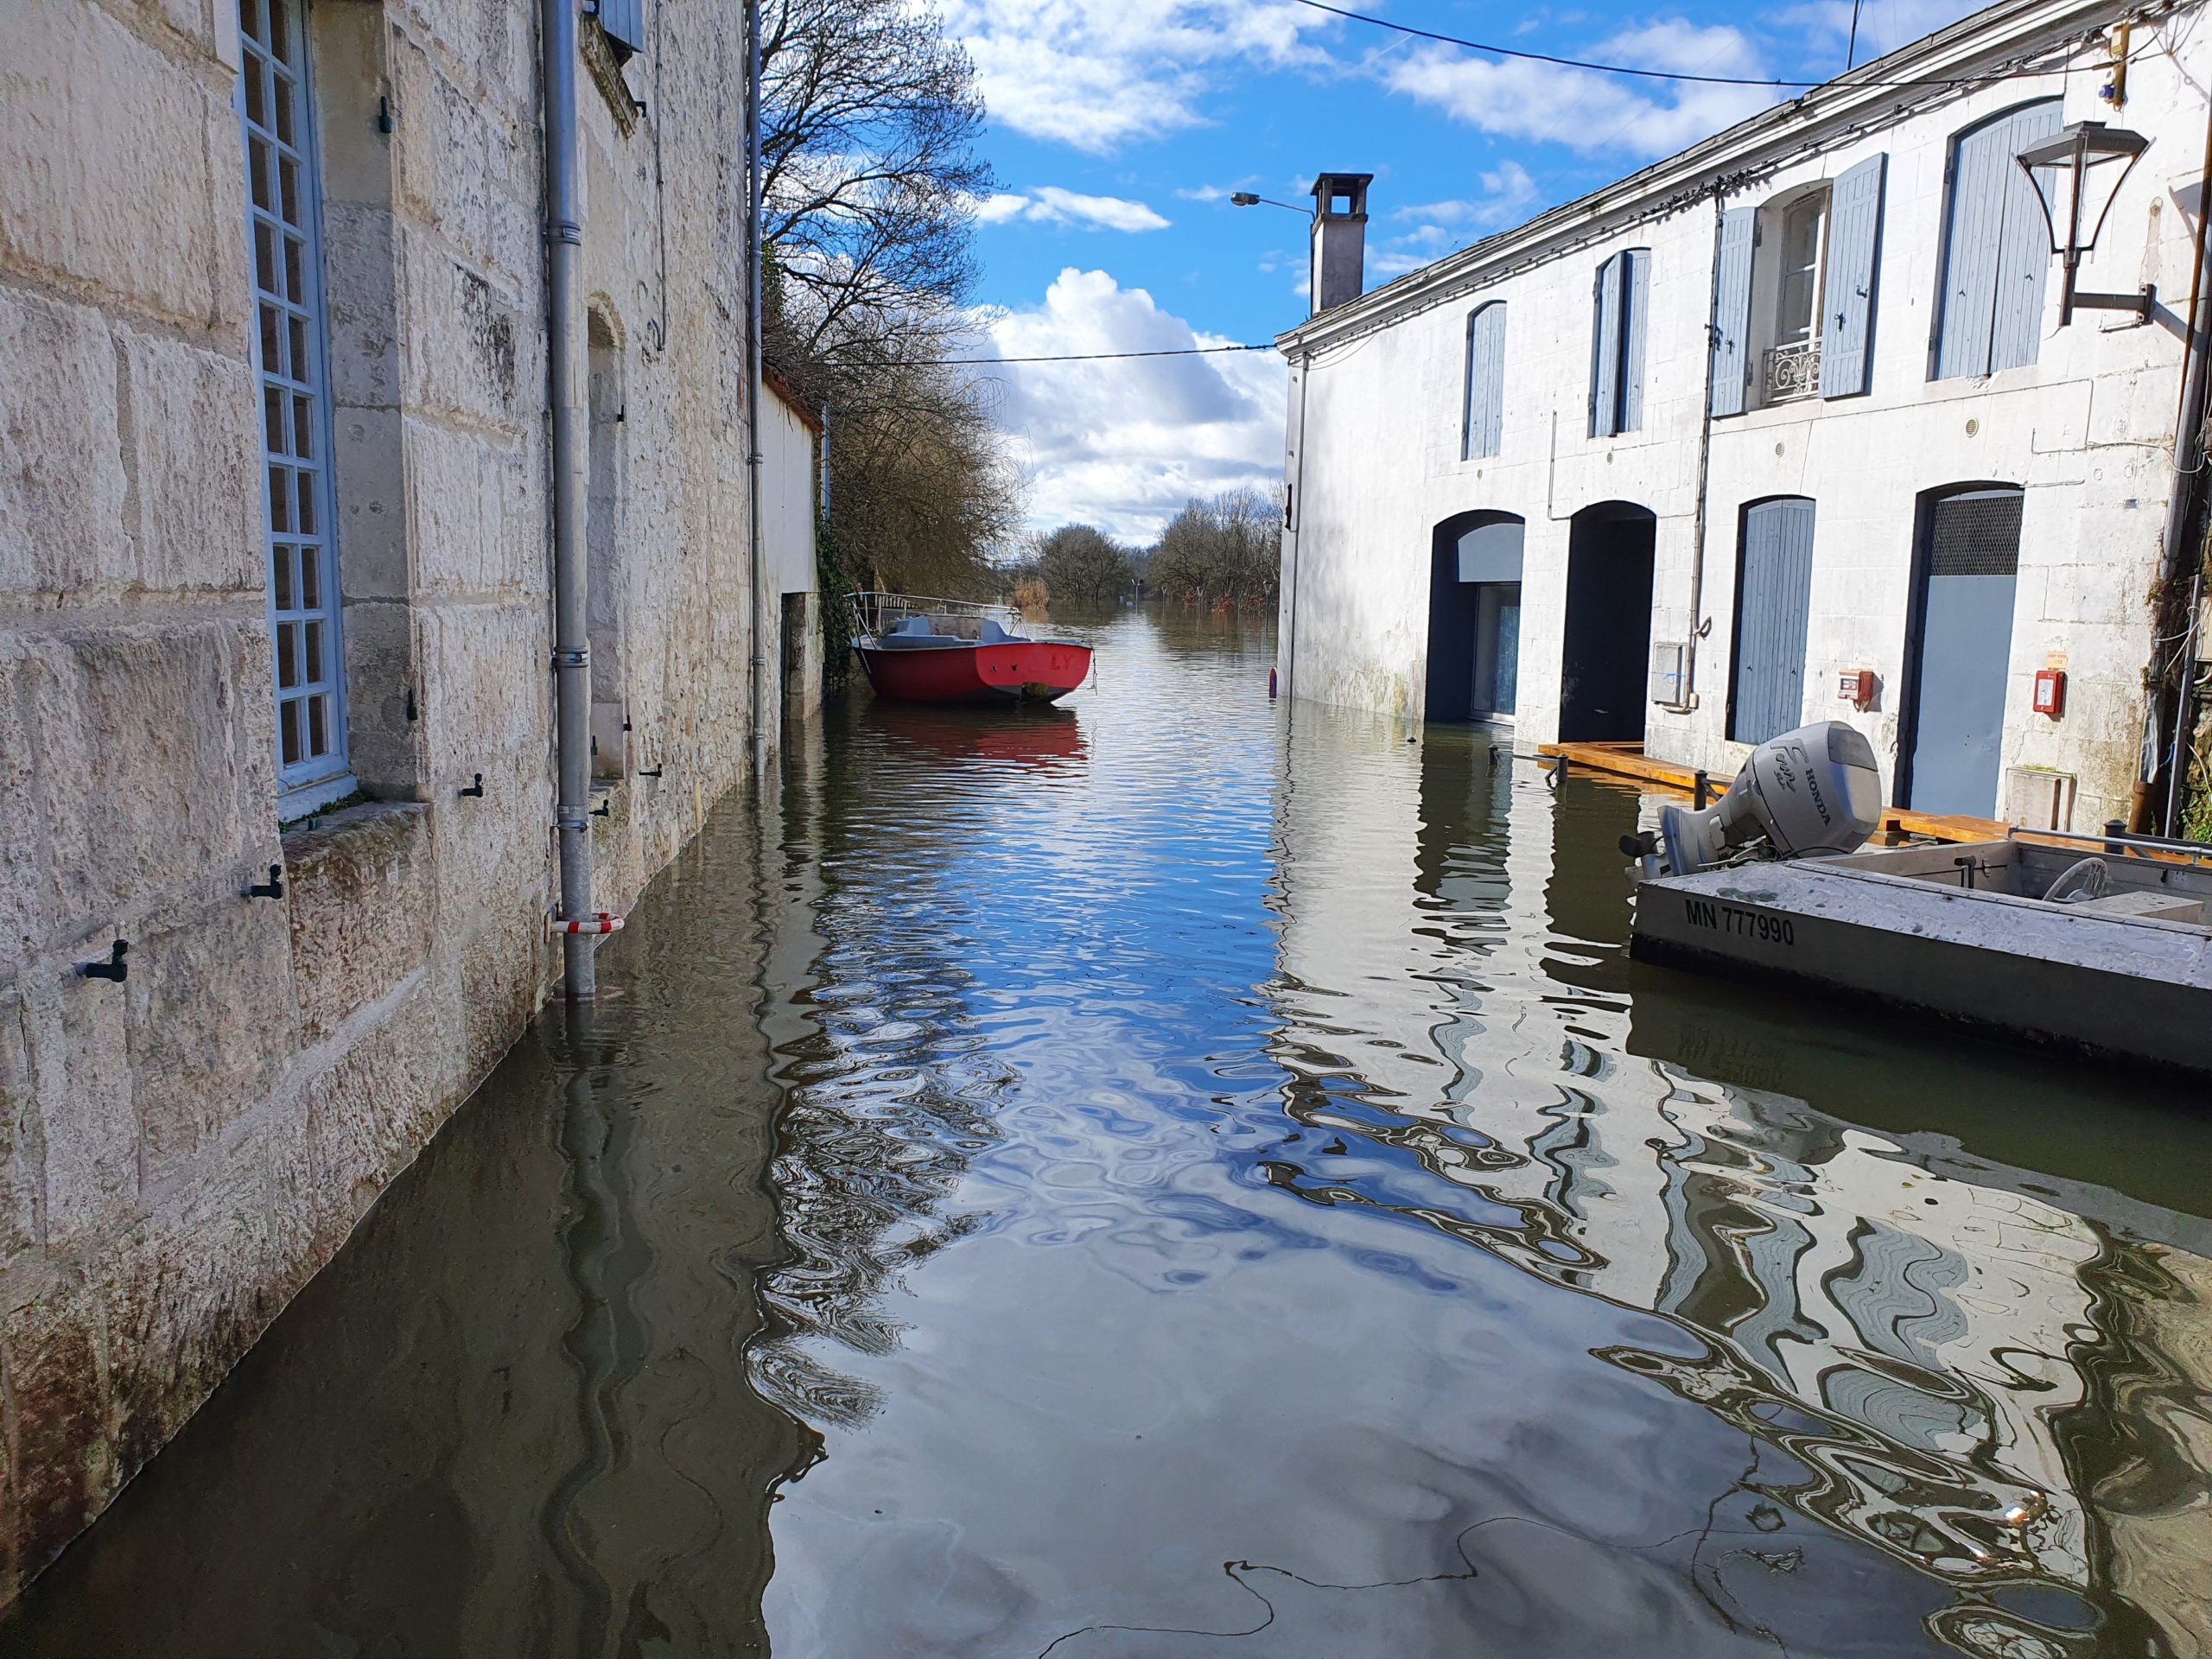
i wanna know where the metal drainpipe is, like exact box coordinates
[745,0,770,779]
[1681,186,1726,721]
[542,0,594,997]
[1282,352,1309,708]
[2139,96,2212,831]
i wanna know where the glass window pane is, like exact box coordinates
[254,220,277,294]
[308,696,328,758]
[304,620,323,684]
[280,699,302,766]
[294,470,315,536]
[292,395,313,459]
[276,622,299,689]
[267,466,290,532]
[273,73,294,146]
[289,315,308,383]
[299,542,320,608]
[263,386,285,454]
[258,304,283,377]
[266,0,288,60]
[273,541,295,609]
[245,60,266,129]
[278,156,298,226]
[283,234,304,304]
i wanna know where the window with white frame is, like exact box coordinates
[239,0,349,812]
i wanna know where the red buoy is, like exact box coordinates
[1268,668,1279,700]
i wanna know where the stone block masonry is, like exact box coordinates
[0,0,813,1602]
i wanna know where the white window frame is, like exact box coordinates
[238,0,353,817]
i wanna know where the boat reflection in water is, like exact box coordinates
[1268,715,2212,1656]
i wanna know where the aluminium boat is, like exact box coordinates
[850,592,1091,705]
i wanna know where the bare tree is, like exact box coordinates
[1147,486,1281,610]
[760,0,990,351]
[1033,524,1131,609]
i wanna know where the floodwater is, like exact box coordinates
[10,610,2212,1658]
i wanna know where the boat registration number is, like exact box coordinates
[1684,897,1796,946]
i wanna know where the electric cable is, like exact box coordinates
[1294,0,2152,91]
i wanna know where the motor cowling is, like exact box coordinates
[1650,721,1882,877]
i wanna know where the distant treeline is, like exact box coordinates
[1011,486,1281,613]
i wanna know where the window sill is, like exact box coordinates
[277,772,361,823]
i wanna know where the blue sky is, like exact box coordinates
[950,0,1980,541]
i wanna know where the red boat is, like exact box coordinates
[850,593,1091,705]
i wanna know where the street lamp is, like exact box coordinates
[2015,119,2154,325]
[1230,192,1310,215]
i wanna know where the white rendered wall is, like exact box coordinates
[1282,16,2204,828]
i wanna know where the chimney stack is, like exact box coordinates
[1308,173,1372,316]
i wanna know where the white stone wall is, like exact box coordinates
[0,0,764,1597]
[1281,1,2203,828]
[763,380,823,721]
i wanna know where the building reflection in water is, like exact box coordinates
[1266,715,2212,1658]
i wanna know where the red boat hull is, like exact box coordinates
[856,639,1091,704]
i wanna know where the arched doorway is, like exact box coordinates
[1425,511,1524,722]
[1898,483,2023,815]
[1560,501,1656,742]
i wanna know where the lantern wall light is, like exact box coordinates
[2016,119,2154,325]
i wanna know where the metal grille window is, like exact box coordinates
[239,0,349,810]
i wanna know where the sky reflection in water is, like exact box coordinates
[7,611,2209,1658]
[757,611,2212,1659]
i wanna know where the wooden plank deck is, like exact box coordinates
[1535,740,2009,845]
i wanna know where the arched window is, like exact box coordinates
[1933,100,2062,379]
[1461,302,1506,461]
[1590,250,1649,436]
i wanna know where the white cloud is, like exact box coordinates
[1771,0,1986,61]
[975,192,1034,224]
[1382,22,1776,159]
[976,187,1171,232]
[967,268,1287,541]
[1372,160,1546,277]
[944,0,1338,153]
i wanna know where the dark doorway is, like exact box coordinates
[1560,501,1656,743]
[1425,512,1525,722]
[1900,486,2022,815]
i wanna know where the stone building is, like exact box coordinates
[1277,0,2210,833]
[0,0,812,1599]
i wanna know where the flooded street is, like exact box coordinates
[10,611,2211,1657]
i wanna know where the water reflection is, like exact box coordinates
[5,612,2208,1659]
[1267,717,2212,1657]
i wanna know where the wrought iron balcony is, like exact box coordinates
[1765,338,1821,402]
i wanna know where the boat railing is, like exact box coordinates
[849,590,1020,644]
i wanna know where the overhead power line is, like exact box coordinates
[937,343,1274,365]
[1291,0,2107,90]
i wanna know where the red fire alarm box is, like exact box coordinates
[2034,668,2067,718]
[1837,669,1875,709]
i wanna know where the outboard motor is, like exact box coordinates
[1636,721,1883,879]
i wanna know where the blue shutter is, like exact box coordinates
[1709,208,1755,416]
[1732,499,1816,744]
[1936,101,2059,379]
[1992,102,2062,372]
[1621,249,1650,432]
[1820,154,1885,398]
[597,0,645,57]
[1591,255,1622,436]
[1465,302,1506,460]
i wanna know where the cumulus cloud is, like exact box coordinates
[968,268,1286,540]
[1382,21,1776,158]
[943,0,1337,153]
[976,187,1172,231]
